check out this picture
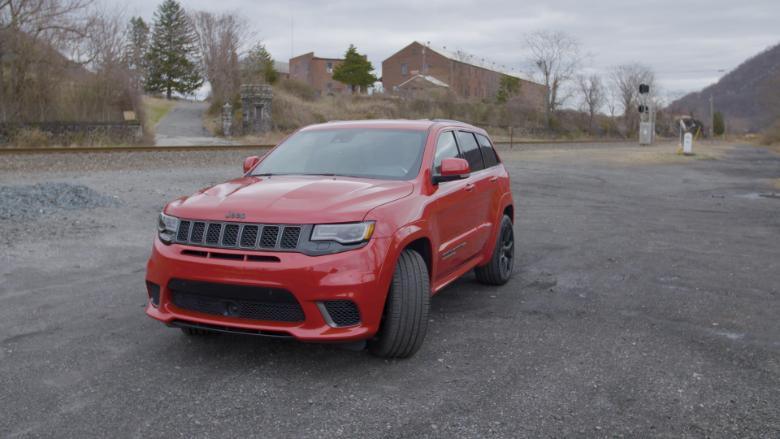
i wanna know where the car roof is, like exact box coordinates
[300,119,486,134]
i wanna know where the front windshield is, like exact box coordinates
[252,128,427,180]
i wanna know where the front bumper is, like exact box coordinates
[145,236,394,342]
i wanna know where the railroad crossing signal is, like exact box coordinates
[638,84,653,145]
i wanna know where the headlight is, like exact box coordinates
[157,212,179,244]
[311,222,375,245]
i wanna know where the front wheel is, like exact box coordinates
[475,215,514,285]
[368,249,430,358]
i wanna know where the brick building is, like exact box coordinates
[382,41,546,108]
[289,52,349,96]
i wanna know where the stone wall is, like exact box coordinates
[0,121,144,146]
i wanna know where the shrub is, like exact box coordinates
[10,128,51,147]
[713,111,725,136]
[761,119,780,145]
[277,79,319,101]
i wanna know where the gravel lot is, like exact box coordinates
[0,142,778,438]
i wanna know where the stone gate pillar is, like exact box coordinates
[241,84,273,134]
[222,102,232,137]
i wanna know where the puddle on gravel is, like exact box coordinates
[736,192,780,200]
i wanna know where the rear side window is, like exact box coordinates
[433,131,460,175]
[476,134,499,168]
[456,131,485,171]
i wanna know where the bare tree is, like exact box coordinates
[191,10,247,108]
[525,30,581,130]
[0,0,95,121]
[577,74,605,135]
[610,63,655,136]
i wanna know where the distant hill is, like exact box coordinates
[668,42,780,133]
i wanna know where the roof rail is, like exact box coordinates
[427,118,471,125]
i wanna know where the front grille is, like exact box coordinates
[205,223,221,244]
[322,300,361,327]
[168,279,305,323]
[176,221,190,242]
[190,222,205,243]
[280,227,301,249]
[174,220,303,252]
[222,224,239,247]
[260,226,280,248]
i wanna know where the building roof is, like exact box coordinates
[397,74,449,89]
[290,51,344,62]
[408,41,535,82]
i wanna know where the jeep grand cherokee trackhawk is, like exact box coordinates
[145,119,515,358]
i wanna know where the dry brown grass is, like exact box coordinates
[500,140,730,167]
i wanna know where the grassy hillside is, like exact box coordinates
[668,42,780,133]
[142,96,176,127]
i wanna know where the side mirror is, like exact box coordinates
[433,157,470,184]
[242,155,261,174]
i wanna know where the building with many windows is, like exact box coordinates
[288,52,349,96]
[382,41,546,108]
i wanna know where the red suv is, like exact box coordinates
[146,119,514,358]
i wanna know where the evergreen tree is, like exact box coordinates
[713,111,725,136]
[332,44,377,94]
[241,43,278,84]
[496,74,520,104]
[124,17,150,90]
[145,0,203,99]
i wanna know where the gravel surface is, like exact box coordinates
[0,141,778,438]
[0,182,120,221]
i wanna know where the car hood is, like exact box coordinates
[166,175,414,224]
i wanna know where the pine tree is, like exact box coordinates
[713,111,725,136]
[124,17,150,90]
[145,0,203,99]
[241,43,278,84]
[332,44,377,94]
[496,75,520,104]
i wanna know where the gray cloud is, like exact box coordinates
[123,0,779,96]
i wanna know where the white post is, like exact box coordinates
[683,132,693,155]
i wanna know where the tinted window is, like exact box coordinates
[253,129,426,180]
[433,131,460,175]
[476,133,499,168]
[456,131,484,171]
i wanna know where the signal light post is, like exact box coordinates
[638,83,654,145]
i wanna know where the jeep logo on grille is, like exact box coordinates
[225,212,246,219]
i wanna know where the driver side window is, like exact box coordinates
[433,131,460,175]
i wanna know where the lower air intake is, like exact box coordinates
[322,300,361,327]
[168,279,304,323]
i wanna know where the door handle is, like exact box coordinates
[464,183,475,192]
[489,176,498,182]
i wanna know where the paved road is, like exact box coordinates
[155,100,236,146]
[0,142,778,438]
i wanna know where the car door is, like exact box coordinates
[454,131,493,257]
[427,130,481,278]
[474,132,503,239]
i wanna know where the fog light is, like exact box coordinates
[146,281,160,307]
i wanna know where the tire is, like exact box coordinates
[180,327,211,336]
[475,215,514,285]
[368,249,430,359]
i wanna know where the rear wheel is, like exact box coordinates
[368,249,430,358]
[475,215,514,285]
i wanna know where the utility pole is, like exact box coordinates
[709,94,714,138]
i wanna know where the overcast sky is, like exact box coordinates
[122,0,779,99]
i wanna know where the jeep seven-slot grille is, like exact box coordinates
[175,220,302,252]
